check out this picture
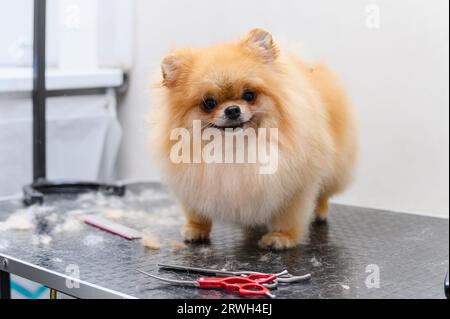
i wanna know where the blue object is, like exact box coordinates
[11,280,47,299]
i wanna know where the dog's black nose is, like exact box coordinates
[224,105,242,120]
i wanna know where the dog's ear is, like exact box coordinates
[161,49,193,88]
[242,28,279,63]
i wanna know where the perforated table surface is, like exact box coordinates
[0,183,448,299]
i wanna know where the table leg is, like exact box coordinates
[50,288,58,299]
[0,270,11,299]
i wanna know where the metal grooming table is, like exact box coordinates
[0,183,448,299]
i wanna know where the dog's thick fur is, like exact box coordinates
[151,29,357,249]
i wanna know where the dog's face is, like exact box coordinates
[160,29,284,131]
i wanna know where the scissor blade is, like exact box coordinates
[277,273,312,283]
[158,263,235,276]
[137,270,199,287]
[266,292,276,299]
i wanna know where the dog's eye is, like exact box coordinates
[203,98,217,111]
[242,91,256,102]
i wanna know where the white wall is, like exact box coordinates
[117,0,449,218]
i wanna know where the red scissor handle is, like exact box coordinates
[238,283,272,296]
[196,275,277,297]
[246,273,278,283]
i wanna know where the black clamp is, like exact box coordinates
[23,179,126,206]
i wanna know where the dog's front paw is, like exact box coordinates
[258,232,299,250]
[182,223,211,243]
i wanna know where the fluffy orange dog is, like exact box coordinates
[151,29,357,250]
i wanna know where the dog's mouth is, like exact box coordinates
[211,120,253,131]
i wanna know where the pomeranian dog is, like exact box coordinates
[151,29,357,250]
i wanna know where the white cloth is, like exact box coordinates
[0,90,122,197]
